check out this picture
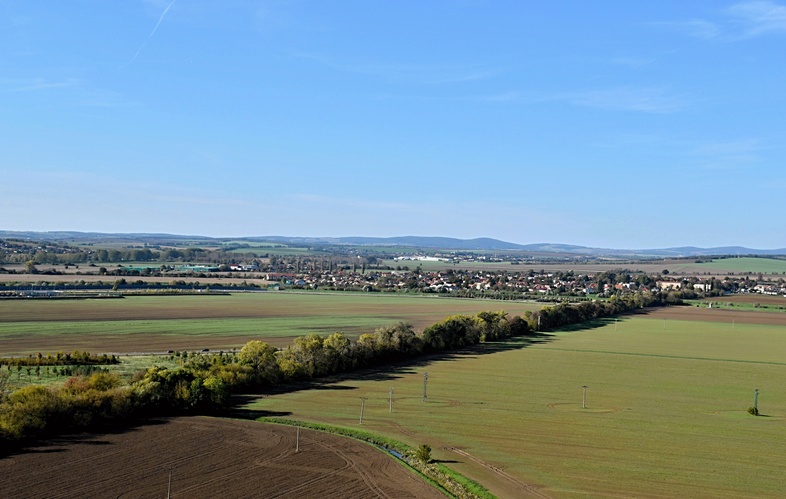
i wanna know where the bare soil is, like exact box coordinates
[705,294,786,306]
[0,416,444,499]
[643,305,786,326]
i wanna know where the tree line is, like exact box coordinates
[0,291,669,445]
[1,351,119,367]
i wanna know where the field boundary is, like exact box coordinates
[444,447,550,499]
[256,417,495,499]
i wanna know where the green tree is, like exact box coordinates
[422,315,480,352]
[0,371,10,402]
[238,340,280,384]
[476,311,509,341]
[415,443,432,463]
[323,333,352,373]
[25,260,38,273]
[290,334,327,377]
[373,322,422,359]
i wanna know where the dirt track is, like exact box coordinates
[0,417,443,499]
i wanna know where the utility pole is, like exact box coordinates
[360,397,367,424]
[296,424,300,453]
[422,372,428,402]
[582,385,588,409]
[754,388,759,413]
[389,387,394,413]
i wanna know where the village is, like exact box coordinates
[262,266,786,299]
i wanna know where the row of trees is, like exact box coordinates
[0,243,255,267]
[0,351,119,367]
[0,291,668,444]
[0,311,527,442]
[535,291,666,330]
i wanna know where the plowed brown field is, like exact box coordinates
[639,305,786,325]
[0,417,443,499]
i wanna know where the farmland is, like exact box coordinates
[245,310,786,498]
[0,292,541,356]
[694,257,786,274]
[377,256,786,276]
[3,261,786,497]
[0,416,445,499]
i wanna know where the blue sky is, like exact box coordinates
[2,1,785,249]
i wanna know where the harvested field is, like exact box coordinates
[706,294,786,306]
[0,417,443,499]
[643,304,786,326]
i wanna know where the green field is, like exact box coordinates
[245,316,786,497]
[0,292,541,355]
[695,257,786,274]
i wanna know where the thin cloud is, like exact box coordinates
[124,0,177,67]
[477,90,551,105]
[691,138,763,169]
[1,77,80,92]
[726,0,786,37]
[292,193,418,213]
[650,19,722,40]
[0,77,135,107]
[295,52,503,85]
[664,1,786,40]
[566,86,688,113]
[485,87,688,114]
[610,56,658,68]
[685,19,723,39]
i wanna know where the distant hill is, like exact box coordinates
[257,236,786,257]
[2,231,785,257]
[259,235,527,250]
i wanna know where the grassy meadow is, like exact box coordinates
[246,316,786,498]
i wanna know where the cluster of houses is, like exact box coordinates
[749,283,786,295]
[258,267,786,298]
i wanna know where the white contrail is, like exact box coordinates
[125,0,177,66]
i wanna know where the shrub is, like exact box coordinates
[415,443,432,463]
[748,406,759,416]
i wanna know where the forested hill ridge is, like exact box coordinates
[1,231,785,258]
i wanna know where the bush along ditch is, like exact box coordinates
[258,418,494,499]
